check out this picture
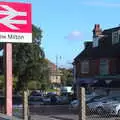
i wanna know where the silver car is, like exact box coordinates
[87,96,120,114]
[69,95,105,110]
[103,97,120,116]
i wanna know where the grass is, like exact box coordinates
[46,88,58,92]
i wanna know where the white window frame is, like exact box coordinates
[81,60,89,74]
[112,31,119,44]
[100,59,109,75]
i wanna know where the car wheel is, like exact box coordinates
[117,110,120,116]
[96,107,104,115]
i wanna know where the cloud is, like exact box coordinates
[65,30,82,40]
[83,1,120,7]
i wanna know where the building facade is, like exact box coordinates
[73,24,120,88]
[47,59,62,85]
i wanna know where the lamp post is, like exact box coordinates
[56,55,58,91]
[55,55,62,94]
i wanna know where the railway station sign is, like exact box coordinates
[0,2,32,43]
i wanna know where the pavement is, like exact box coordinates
[12,105,120,120]
[30,114,78,120]
[30,114,120,120]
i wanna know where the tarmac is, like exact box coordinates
[30,114,78,120]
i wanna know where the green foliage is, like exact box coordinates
[41,83,47,91]
[46,88,56,92]
[60,68,73,86]
[0,75,18,91]
[0,25,49,92]
[28,81,38,90]
[0,75,4,89]
[13,25,49,91]
[28,81,49,91]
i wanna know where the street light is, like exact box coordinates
[55,55,62,94]
[56,55,58,89]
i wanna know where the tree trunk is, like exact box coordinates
[23,88,29,120]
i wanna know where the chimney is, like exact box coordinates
[93,24,102,37]
[84,41,93,49]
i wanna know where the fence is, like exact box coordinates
[0,88,120,120]
[74,87,120,120]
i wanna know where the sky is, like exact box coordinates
[2,0,120,68]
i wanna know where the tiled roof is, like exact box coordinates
[74,26,120,62]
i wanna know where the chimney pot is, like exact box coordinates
[93,24,102,37]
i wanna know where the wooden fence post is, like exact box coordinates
[77,87,86,120]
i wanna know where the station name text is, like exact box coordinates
[0,34,24,40]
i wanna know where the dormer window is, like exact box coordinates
[112,31,119,44]
[93,37,99,47]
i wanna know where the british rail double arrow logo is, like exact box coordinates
[0,5,27,30]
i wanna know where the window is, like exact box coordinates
[112,31,119,44]
[118,30,120,42]
[93,37,99,47]
[100,59,109,75]
[81,60,89,74]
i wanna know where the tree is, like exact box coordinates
[60,68,73,86]
[13,24,47,91]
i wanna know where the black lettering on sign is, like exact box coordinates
[8,34,24,40]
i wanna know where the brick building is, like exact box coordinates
[73,24,120,88]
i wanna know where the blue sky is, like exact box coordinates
[5,0,120,68]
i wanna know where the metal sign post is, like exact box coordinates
[5,43,12,116]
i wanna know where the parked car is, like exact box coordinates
[69,95,105,110]
[46,92,56,97]
[87,96,120,114]
[28,96,44,105]
[86,95,106,104]
[85,92,101,101]
[101,97,120,116]
[60,96,69,104]
[29,91,42,97]
[69,99,79,110]
[56,96,69,105]
[13,95,22,105]
[104,102,120,116]
[87,99,108,114]
[42,96,51,105]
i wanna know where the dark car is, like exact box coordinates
[46,92,56,97]
[28,96,44,105]
[13,96,22,105]
[0,96,22,105]
[29,91,42,97]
